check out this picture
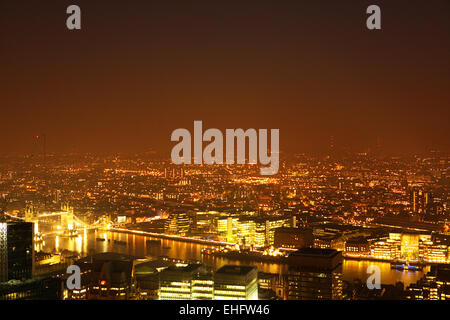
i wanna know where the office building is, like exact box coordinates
[287,248,343,300]
[345,237,370,257]
[217,216,291,246]
[0,221,34,283]
[406,264,450,300]
[165,212,190,236]
[214,265,258,300]
[191,272,214,300]
[159,263,203,300]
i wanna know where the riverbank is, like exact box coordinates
[38,230,428,286]
[109,227,234,246]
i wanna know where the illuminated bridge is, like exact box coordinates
[6,204,107,236]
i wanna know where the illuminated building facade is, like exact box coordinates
[191,273,214,300]
[344,238,370,257]
[217,216,291,246]
[165,212,190,236]
[159,263,258,300]
[406,264,450,300]
[420,233,450,263]
[369,232,445,262]
[214,265,258,300]
[422,244,448,263]
[400,233,421,261]
[314,235,345,250]
[159,263,203,300]
[370,237,400,260]
[287,248,343,300]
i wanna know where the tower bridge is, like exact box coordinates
[9,204,108,237]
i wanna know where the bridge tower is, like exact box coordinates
[25,204,35,222]
[61,203,74,230]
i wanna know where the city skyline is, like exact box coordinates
[0,145,449,300]
[0,0,449,303]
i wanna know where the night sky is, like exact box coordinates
[1,0,449,155]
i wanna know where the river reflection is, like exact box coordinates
[37,230,427,286]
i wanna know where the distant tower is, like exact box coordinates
[329,135,335,158]
[54,190,62,204]
[410,189,432,214]
[42,133,46,162]
[35,134,46,163]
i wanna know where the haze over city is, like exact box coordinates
[1,0,449,155]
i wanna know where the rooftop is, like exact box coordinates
[215,265,256,276]
[162,263,203,273]
[289,248,339,258]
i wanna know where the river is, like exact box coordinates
[37,229,428,287]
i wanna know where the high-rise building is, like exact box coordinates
[191,272,214,300]
[214,265,258,300]
[0,221,34,283]
[217,216,291,246]
[159,263,203,300]
[287,248,343,300]
[410,189,432,214]
[0,276,63,300]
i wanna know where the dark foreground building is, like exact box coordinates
[287,248,343,300]
[66,252,135,300]
[274,227,314,249]
[0,277,63,300]
[0,221,34,282]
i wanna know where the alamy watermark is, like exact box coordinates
[65,5,381,31]
[366,265,381,290]
[170,121,279,175]
[66,264,81,290]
